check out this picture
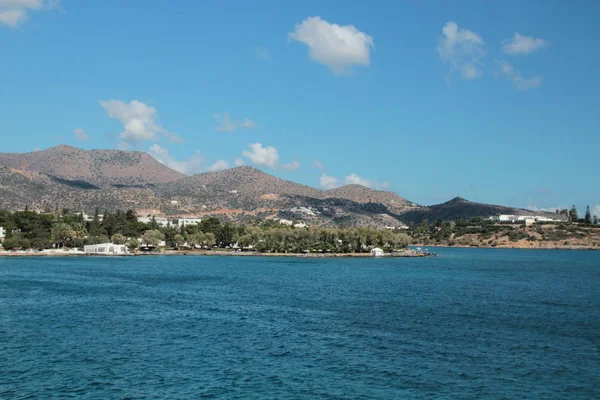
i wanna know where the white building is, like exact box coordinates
[490,214,562,224]
[0,227,5,242]
[294,222,308,228]
[371,248,385,257]
[137,216,201,228]
[84,243,128,255]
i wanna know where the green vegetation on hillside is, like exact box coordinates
[0,210,410,253]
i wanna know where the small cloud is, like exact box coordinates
[594,205,600,218]
[254,46,270,60]
[281,160,301,171]
[320,172,389,190]
[100,100,180,146]
[289,16,374,75]
[234,157,245,167]
[344,173,389,189]
[213,112,256,133]
[73,128,89,141]
[240,118,256,129]
[206,160,229,172]
[437,21,485,80]
[242,143,279,169]
[32,146,41,152]
[148,144,204,175]
[311,160,325,171]
[0,0,58,27]
[320,173,339,189]
[496,60,542,90]
[503,33,549,55]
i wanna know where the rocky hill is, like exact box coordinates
[399,197,564,225]
[0,145,184,188]
[0,146,563,227]
[325,185,415,214]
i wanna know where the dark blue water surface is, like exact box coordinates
[1,248,599,399]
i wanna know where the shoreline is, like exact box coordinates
[0,249,431,258]
[412,244,600,251]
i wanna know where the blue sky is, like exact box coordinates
[1,0,599,215]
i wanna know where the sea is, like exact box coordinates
[1,248,599,399]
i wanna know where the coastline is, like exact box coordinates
[0,249,431,258]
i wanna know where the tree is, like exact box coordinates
[585,205,592,224]
[127,238,139,251]
[2,237,22,250]
[173,234,185,249]
[52,223,76,248]
[142,230,164,246]
[569,205,578,223]
[199,217,222,235]
[594,215,599,226]
[111,233,127,245]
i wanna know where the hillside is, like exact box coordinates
[0,146,563,228]
[399,197,564,225]
[0,145,184,188]
[325,185,415,214]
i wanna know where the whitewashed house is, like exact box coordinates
[84,243,128,255]
[371,248,385,257]
[0,226,5,242]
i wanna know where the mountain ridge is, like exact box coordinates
[0,146,562,226]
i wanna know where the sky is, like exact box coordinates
[1,0,599,215]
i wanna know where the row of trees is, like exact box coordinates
[0,210,411,253]
[558,205,598,224]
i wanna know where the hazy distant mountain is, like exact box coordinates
[0,146,560,227]
[399,197,563,225]
[0,145,184,188]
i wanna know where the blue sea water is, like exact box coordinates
[1,249,599,399]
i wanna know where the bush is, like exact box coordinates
[1,237,30,250]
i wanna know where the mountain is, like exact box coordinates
[0,145,184,188]
[325,185,415,214]
[0,146,563,227]
[399,197,563,225]
[161,166,323,198]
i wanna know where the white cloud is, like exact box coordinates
[234,157,245,167]
[437,21,485,80]
[0,0,56,27]
[213,112,256,132]
[289,16,374,75]
[254,46,270,60]
[73,128,88,141]
[320,173,339,189]
[311,160,325,171]
[503,33,549,55]
[242,143,279,169]
[100,100,182,145]
[206,160,229,172]
[344,173,389,189]
[593,205,600,218]
[148,144,203,175]
[496,60,542,90]
[320,172,389,190]
[281,160,301,171]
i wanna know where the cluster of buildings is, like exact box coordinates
[278,219,309,228]
[489,214,563,226]
[136,216,202,228]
